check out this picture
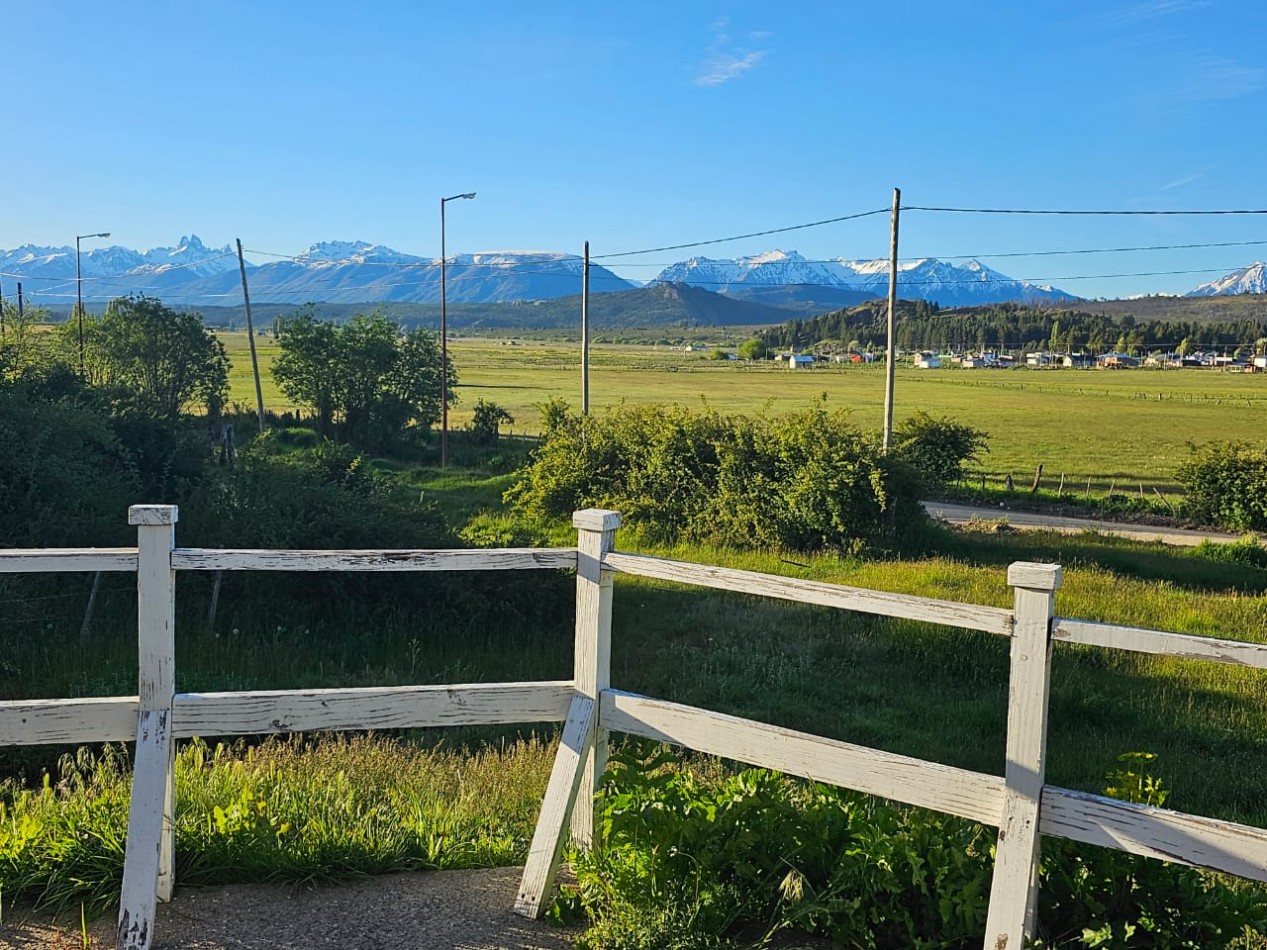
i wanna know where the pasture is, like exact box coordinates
[218,331,1267,493]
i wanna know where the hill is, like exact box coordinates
[188,282,800,331]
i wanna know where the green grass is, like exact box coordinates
[0,735,554,913]
[4,453,1267,930]
[217,330,1267,495]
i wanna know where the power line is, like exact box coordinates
[592,208,890,260]
[903,205,1267,216]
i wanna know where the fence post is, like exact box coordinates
[569,508,621,847]
[117,505,178,950]
[984,561,1061,949]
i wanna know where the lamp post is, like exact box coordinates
[76,231,110,375]
[439,192,475,467]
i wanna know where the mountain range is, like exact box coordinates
[1186,261,1267,297]
[2,237,1264,313]
[652,250,1078,308]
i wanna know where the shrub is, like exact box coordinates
[468,399,514,445]
[893,411,989,493]
[564,745,1267,949]
[1178,442,1267,531]
[504,401,927,555]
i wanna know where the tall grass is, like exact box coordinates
[0,735,555,913]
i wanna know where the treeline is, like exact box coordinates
[760,301,1267,354]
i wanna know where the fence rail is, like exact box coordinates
[1,504,1264,950]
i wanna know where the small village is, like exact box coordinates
[765,348,1267,371]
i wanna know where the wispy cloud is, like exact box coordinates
[1093,0,1210,26]
[1159,169,1207,191]
[695,18,769,87]
[1177,54,1265,100]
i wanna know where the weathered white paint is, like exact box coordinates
[1042,785,1267,883]
[1054,618,1267,668]
[171,547,578,572]
[116,707,172,950]
[601,690,1006,825]
[0,549,137,573]
[984,562,1060,949]
[0,697,139,745]
[515,694,596,919]
[569,509,620,847]
[1006,562,1063,591]
[602,551,1014,636]
[171,682,574,736]
[118,506,178,950]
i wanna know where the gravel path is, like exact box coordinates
[0,868,577,949]
[921,500,1246,547]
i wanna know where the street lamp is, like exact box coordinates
[439,192,475,467]
[76,231,111,375]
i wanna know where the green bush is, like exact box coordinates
[564,745,1267,949]
[893,411,989,494]
[1178,442,1267,531]
[504,401,927,555]
[468,399,514,445]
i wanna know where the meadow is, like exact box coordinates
[218,330,1267,494]
[5,330,1267,944]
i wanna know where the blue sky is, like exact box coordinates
[2,0,1265,297]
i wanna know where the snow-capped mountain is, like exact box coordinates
[653,250,1078,307]
[1186,262,1267,297]
[0,238,636,306]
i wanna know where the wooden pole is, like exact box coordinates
[881,187,901,452]
[516,507,619,919]
[208,571,223,627]
[582,240,590,415]
[569,508,621,847]
[984,561,1061,946]
[440,199,449,467]
[118,505,179,950]
[79,571,102,640]
[235,240,266,434]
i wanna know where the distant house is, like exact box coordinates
[1099,353,1139,368]
[914,352,941,369]
[787,354,816,370]
[1254,356,1267,370]
[1062,353,1094,368]
[1026,353,1054,366]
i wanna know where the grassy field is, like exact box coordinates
[218,330,1267,493]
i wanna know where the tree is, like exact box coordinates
[0,300,46,377]
[67,295,228,418]
[737,338,768,360]
[273,311,455,448]
[468,399,514,445]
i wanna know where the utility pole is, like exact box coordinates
[1,279,5,341]
[439,191,477,467]
[16,282,22,320]
[881,187,901,452]
[582,240,590,415]
[235,239,266,433]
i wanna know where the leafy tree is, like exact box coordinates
[63,295,228,418]
[468,399,514,445]
[737,338,769,360]
[0,300,46,377]
[273,311,455,448]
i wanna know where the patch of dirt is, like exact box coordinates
[0,868,577,950]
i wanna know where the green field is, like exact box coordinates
[220,331,1267,493]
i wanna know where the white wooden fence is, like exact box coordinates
[2,505,1265,950]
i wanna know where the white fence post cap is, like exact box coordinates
[1007,561,1062,591]
[572,509,622,532]
[128,505,179,526]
